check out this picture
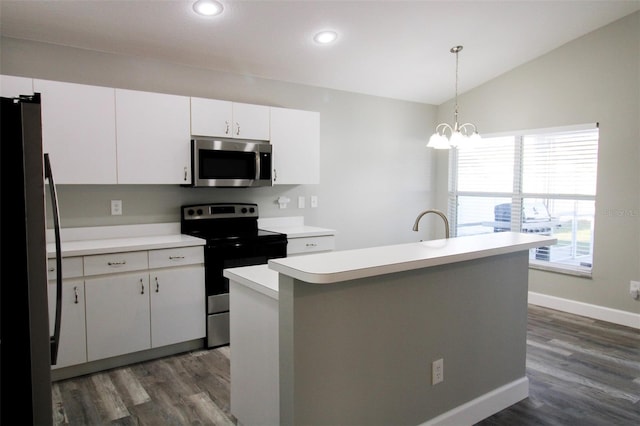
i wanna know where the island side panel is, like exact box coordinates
[229,281,280,426]
[278,251,530,426]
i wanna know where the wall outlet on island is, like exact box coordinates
[432,358,443,385]
[630,281,640,300]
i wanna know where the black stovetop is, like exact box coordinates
[180,202,286,244]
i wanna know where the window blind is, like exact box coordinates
[449,125,599,275]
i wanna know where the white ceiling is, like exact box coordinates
[2,0,639,105]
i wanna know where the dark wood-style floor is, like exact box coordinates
[51,305,639,425]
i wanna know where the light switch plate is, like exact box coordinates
[298,196,305,209]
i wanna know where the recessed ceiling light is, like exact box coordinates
[193,0,224,17]
[313,30,338,45]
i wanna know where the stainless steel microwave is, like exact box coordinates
[188,137,272,187]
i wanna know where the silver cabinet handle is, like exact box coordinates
[306,243,318,247]
[236,122,240,136]
[48,267,55,272]
[273,169,277,182]
[140,278,145,295]
[169,256,185,260]
[107,261,127,266]
[155,276,159,293]
[184,166,188,182]
[73,286,79,304]
[225,120,230,135]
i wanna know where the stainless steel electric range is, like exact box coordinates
[181,203,287,348]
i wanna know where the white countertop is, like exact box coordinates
[261,224,336,238]
[225,264,279,300]
[268,232,556,284]
[46,223,206,258]
[258,216,336,238]
[48,234,205,258]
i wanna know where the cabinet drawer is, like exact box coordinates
[48,257,83,280]
[287,236,335,255]
[148,246,204,268]
[83,251,148,276]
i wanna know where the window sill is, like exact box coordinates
[528,260,593,278]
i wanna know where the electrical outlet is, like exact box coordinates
[432,358,444,385]
[298,196,305,209]
[111,200,122,216]
[310,195,318,208]
[630,281,640,300]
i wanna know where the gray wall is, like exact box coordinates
[1,36,437,250]
[434,12,640,315]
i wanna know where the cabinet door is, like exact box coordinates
[34,79,118,184]
[48,279,87,369]
[232,102,270,141]
[116,89,191,184]
[1,75,33,97]
[191,97,233,137]
[85,273,150,361]
[270,107,320,184]
[150,266,205,348]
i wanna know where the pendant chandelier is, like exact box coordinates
[427,45,481,149]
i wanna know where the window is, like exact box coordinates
[448,124,599,276]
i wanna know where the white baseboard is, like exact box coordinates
[528,292,640,329]
[419,377,529,426]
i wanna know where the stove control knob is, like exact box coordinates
[241,207,248,214]
[187,209,195,216]
[197,209,203,215]
[249,207,255,213]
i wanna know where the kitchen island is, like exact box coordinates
[224,232,556,426]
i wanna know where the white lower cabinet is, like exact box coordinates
[287,235,335,256]
[49,279,87,369]
[48,257,87,370]
[53,245,205,367]
[150,266,205,348]
[85,272,151,361]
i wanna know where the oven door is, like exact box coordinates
[204,238,286,348]
[205,239,286,309]
[191,138,272,187]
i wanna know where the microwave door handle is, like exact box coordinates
[255,151,261,180]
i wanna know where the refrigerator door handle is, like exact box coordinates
[44,153,62,365]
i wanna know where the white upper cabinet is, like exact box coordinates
[116,89,191,184]
[1,75,33,97]
[232,102,270,140]
[191,97,270,141]
[191,97,232,137]
[34,79,118,184]
[270,107,320,185]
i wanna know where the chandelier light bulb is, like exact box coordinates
[427,133,451,149]
[449,131,466,148]
[469,131,482,143]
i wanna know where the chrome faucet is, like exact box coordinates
[413,209,450,239]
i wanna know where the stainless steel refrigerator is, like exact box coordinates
[1,93,63,425]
